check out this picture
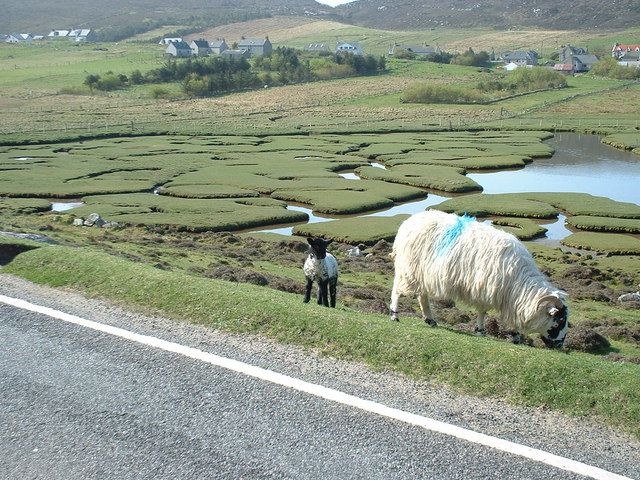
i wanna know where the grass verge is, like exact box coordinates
[3,245,639,439]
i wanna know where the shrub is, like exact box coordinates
[401,83,487,104]
[591,57,640,80]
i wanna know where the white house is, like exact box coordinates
[336,42,364,55]
[165,41,192,58]
[48,29,71,39]
[6,33,33,43]
[159,37,182,45]
[68,29,96,42]
[612,43,640,59]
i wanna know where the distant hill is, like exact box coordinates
[334,0,640,31]
[0,0,328,35]
[2,0,638,37]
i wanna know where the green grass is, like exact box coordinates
[3,244,639,438]
[561,232,640,255]
[567,216,640,234]
[433,193,559,218]
[292,215,410,245]
[356,163,481,193]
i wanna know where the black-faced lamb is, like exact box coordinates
[303,237,339,308]
[389,210,568,347]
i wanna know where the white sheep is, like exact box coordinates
[389,210,568,347]
[304,237,339,308]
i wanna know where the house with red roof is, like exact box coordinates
[612,43,640,59]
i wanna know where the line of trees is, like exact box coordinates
[393,47,488,66]
[83,47,387,97]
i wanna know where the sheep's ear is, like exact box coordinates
[326,239,333,246]
[307,238,314,245]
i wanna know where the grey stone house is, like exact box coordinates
[559,45,588,64]
[501,50,538,66]
[221,49,251,59]
[570,54,599,72]
[209,39,229,55]
[237,38,272,56]
[190,40,211,56]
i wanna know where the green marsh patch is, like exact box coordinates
[0,131,603,234]
[292,215,410,245]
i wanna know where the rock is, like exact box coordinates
[618,292,640,303]
[73,218,84,226]
[83,213,105,227]
[346,247,362,258]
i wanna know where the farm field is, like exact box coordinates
[1,19,640,438]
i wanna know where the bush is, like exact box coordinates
[401,83,487,104]
[591,57,640,80]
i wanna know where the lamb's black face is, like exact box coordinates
[541,305,568,348]
[307,237,332,260]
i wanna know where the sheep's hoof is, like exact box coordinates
[425,318,438,327]
[474,327,486,336]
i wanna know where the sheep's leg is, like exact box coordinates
[475,311,487,336]
[304,277,313,303]
[318,280,329,307]
[389,281,401,321]
[418,292,438,327]
[329,280,337,308]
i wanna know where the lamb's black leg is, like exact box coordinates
[329,280,337,308]
[318,280,329,307]
[303,277,313,303]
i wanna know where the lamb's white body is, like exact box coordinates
[304,253,338,286]
[389,210,568,346]
[304,238,339,308]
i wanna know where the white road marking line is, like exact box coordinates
[0,294,634,480]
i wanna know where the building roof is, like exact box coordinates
[398,44,439,55]
[304,43,330,51]
[238,38,269,46]
[191,40,210,48]
[168,41,191,50]
[210,40,227,47]
[502,50,538,60]
[336,42,364,54]
[613,44,640,52]
[573,55,599,64]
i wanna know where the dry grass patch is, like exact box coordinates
[188,16,349,44]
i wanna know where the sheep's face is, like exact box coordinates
[539,297,569,348]
[307,237,332,260]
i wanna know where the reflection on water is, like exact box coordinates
[468,133,640,205]
[51,202,84,212]
[254,134,640,240]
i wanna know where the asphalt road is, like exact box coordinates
[0,274,638,480]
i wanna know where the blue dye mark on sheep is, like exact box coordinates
[436,213,476,258]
